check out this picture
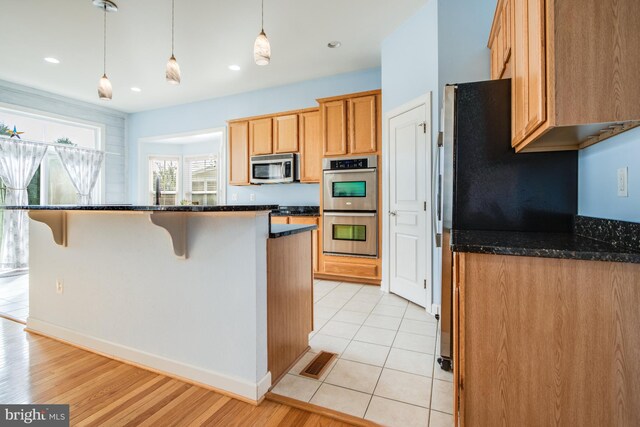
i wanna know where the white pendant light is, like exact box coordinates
[94,1,117,100]
[166,0,181,84]
[254,0,271,65]
[98,74,113,100]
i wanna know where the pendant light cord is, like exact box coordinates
[261,0,264,32]
[171,0,175,56]
[103,6,107,76]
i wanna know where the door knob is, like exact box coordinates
[389,211,397,216]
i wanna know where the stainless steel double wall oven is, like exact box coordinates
[322,156,378,258]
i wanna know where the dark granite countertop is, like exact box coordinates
[451,229,640,264]
[271,206,320,217]
[2,204,279,212]
[270,224,317,238]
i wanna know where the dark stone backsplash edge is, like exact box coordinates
[575,215,640,252]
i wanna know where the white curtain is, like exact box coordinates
[55,145,105,205]
[0,139,49,269]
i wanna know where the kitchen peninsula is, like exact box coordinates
[11,205,315,404]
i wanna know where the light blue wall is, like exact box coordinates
[381,0,439,114]
[127,68,382,205]
[381,0,495,306]
[579,127,640,222]
[437,0,495,91]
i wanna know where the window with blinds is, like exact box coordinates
[149,157,179,205]
[186,155,217,206]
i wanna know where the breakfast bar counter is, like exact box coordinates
[8,205,315,403]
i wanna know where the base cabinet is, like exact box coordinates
[289,216,321,274]
[267,232,313,384]
[454,252,640,426]
[271,216,321,274]
[321,257,379,282]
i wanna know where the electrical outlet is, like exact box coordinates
[56,280,64,294]
[250,193,256,202]
[231,193,238,202]
[617,167,628,197]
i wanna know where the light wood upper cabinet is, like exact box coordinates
[249,118,273,156]
[322,100,348,156]
[349,95,377,154]
[318,90,381,157]
[492,0,640,152]
[502,0,511,65]
[489,0,512,80]
[299,110,322,183]
[229,107,322,184]
[228,121,249,186]
[512,0,546,147]
[274,114,299,153]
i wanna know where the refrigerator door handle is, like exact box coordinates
[433,132,443,248]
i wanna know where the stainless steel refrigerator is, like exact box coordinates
[436,79,578,371]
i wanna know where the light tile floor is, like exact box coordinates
[0,273,28,323]
[272,279,454,427]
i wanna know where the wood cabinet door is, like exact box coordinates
[322,100,348,156]
[228,121,249,185]
[512,0,547,147]
[249,117,273,155]
[496,22,505,78]
[453,252,464,426]
[491,39,501,80]
[299,110,322,183]
[349,95,378,154]
[502,0,512,63]
[274,114,299,153]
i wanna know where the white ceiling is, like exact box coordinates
[0,0,428,113]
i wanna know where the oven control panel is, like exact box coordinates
[323,155,377,171]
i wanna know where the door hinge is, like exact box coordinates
[424,279,427,289]
[424,201,427,211]
[419,121,427,134]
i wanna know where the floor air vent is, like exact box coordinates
[300,351,337,379]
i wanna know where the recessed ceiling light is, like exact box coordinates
[44,57,60,64]
[327,41,342,49]
[130,87,142,92]
[228,65,241,71]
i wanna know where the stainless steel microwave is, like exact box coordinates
[250,153,300,184]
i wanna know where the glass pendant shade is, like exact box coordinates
[166,55,181,84]
[98,74,112,100]
[254,31,271,66]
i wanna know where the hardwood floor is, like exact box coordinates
[0,318,354,426]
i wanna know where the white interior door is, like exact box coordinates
[389,103,430,307]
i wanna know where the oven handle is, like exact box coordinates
[323,168,377,175]
[323,212,376,217]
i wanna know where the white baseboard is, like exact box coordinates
[27,317,269,402]
[430,304,441,317]
[257,371,272,399]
